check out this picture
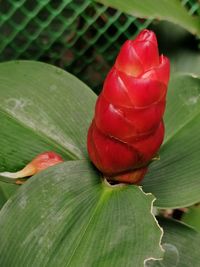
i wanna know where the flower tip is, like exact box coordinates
[115,40,143,76]
[136,29,157,45]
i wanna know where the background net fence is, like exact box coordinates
[0,0,199,91]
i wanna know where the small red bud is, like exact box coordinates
[23,151,64,175]
[0,151,64,183]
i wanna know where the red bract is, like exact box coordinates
[87,29,170,184]
[0,151,64,185]
[24,151,64,175]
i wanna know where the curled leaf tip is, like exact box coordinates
[87,29,170,184]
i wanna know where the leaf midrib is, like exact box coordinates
[0,108,80,160]
[65,188,110,267]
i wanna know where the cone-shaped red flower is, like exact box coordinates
[87,29,170,184]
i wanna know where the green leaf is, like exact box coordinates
[182,205,200,232]
[146,217,200,267]
[145,243,179,267]
[0,61,96,163]
[0,189,6,208]
[171,49,200,76]
[96,0,200,36]
[0,183,18,209]
[0,61,96,204]
[142,74,200,208]
[0,160,163,267]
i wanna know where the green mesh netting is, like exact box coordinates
[0,0,199,91]
[182,0,200,15]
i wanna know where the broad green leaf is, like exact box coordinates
[0,160,163,267]
[0,61,96,204]
[146,217,200,267]
[142,74,200,208]
[182,205,200,232]
[0,61,96,163]
[96,0,200,36]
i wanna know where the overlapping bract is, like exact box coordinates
[87,30,170,183]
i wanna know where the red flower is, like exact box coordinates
[87,30,170,184]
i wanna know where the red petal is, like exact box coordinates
[123,100,166,136]
[95,94,165,140]
[88,121,139,175]
[87,122,103,171]
[103,67,132,107]
[112,167,148,184]
[120,71,166,108]
[31,151,64,173]
[132,30,159,71]
[141,55,170,85]
[95,95,137,140]
[115,40,144,77]
[132,121,165,162]
[135,30,158,46]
